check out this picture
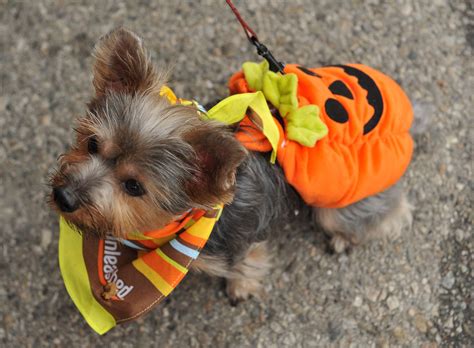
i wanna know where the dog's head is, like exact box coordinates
[49,28,246,238]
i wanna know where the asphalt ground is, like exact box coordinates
[1,1,472,347]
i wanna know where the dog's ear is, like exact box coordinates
[92,27,160,96]
[186,125,248,206]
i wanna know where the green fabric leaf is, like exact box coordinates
[243,60,299,118]
[260,69,298,117]
[262,71,281,107]
[242,60,269,91]
[274,73,299,117]
[286,105,328,147]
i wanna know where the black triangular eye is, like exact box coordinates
[328,80,353,99]
[325,98,349,123]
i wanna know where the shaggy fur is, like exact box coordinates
[49,28,412,302]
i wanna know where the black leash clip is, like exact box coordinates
[226,0,285,74]
[250,37,285,74]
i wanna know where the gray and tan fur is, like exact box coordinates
[49,28,412,303]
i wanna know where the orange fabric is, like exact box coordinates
[230,64,413,208]
[235,117,273,152]
[124,209,207,250]
[179,232,207,249]
[140,210,206,240]
[229,71,250,94]
[133,239,163,250]
[141,251,185,285]
[97,239,106,285]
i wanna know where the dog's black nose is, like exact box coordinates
[53,186,79,213]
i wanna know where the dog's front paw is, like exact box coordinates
[226,278,264,305]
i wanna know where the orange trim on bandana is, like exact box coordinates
[179,232,207,249]
[97,239,106,285]
[141,250,186,286]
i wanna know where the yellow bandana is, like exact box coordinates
[59,206,222,334]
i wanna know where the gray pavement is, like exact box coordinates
[1,0,472,347]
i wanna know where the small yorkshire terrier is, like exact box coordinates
[50,28,412,303]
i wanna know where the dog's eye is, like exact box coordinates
[88,136,99,154]
[123,179,145,197]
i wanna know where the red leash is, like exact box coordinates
[225,0,259,41]
[225,0,285,74]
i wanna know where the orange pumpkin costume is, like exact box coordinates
[228,63,414,208]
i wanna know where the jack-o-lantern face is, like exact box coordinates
[295,64,385,137]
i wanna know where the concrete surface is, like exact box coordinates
[1,0,472,347]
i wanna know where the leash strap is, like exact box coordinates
[225,0,285,74]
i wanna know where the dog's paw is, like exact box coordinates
[226,278,263,305]
[330,235,353,253]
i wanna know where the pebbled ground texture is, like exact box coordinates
[0,0,472,347]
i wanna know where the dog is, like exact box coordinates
[49,28,413,305]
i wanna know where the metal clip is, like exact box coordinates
[250,37,285,74]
